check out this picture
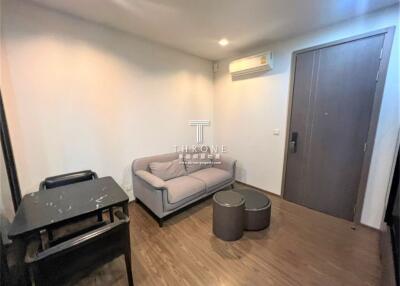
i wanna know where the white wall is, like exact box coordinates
[214,5,399,228]
[1,0,398,229]
[1,0,214,199]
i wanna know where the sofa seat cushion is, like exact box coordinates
[188,167,232,190]
[165,176,205,204]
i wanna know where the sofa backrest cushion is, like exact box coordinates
[132,152,179,174]
[149,159,186,181]
[184,152,212,174]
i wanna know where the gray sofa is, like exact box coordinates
[132,152,236,226]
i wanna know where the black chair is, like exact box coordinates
[25,211,134,286]
[39,170,107,244]
[39,170,98,190]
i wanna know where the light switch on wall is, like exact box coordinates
[273,129,280,135]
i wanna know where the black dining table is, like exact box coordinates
[8,176,129,240]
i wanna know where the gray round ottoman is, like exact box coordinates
[234,188,271,231]
[213,191,245,241]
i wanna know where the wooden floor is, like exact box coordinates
[73,189,381,286]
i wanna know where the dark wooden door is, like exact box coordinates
[284,34,385,220]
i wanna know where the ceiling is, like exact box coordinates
[30,0,398,60]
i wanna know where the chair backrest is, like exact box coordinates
[39,170,98,190]
[26,212,130,285]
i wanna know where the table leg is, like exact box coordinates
[122,202,129,217]
[10,238,30,286]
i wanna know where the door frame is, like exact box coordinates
[281,27,395,224]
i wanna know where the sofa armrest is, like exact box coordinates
[135,170,166,189]
[214,155,236,178]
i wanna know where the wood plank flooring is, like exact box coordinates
[73,189,381,286]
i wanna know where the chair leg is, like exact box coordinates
[122,202,129,217]
[47,229,53,241]
[124,230,134,286]
[109,208,114,223]
[97,211,103,222]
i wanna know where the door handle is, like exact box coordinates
[289,132,298,153]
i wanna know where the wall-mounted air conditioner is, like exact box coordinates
[229,51,273,77]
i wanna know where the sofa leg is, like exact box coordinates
[231,184,235,189]
[158,217,164,227]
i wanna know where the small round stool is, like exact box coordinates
[234,188,271,231]
[213,191,245,241]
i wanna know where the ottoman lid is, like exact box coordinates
[214,191,245,207]
[234,188,270,210]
